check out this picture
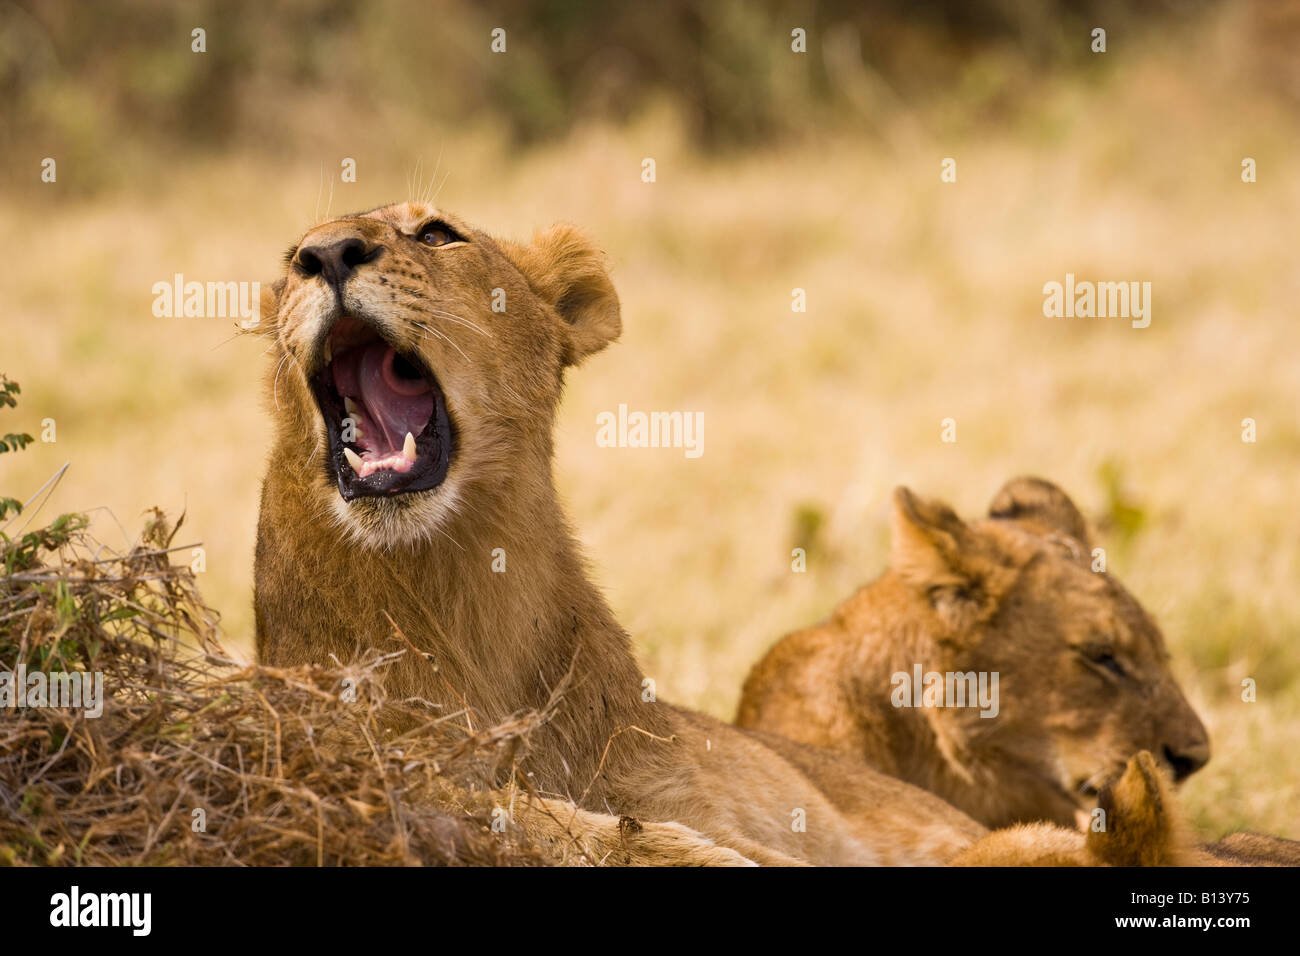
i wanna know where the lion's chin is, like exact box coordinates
[326,482,463,551]
[309,314,455,500]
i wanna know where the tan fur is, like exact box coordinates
[738,477,1211,829]
[1202,832,1300,866]
[449,789,760,866]
[253,203,987,866]
[951,751,1218,866]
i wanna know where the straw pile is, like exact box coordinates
[0,507,585,866]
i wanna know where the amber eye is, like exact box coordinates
[416,221,461,247]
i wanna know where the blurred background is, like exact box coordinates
[2,0,1297,837]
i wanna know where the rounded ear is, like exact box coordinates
[505,223,621,366]
[891,487,1017,630]
[988,476,1091,547]
[890,486,982,589]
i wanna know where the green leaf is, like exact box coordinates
[0,432,34,454]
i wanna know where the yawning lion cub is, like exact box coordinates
[252,202,990,865]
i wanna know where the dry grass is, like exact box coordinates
[2,5,1296,842]
[0,508,580,866]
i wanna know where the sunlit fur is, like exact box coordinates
[737,477,1211,829]
[262,202,557,552]
[251,207,1264,867]
[255,203,996,865]
[951,751,1219,866]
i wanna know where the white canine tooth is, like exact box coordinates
[403,432,417,462]
[344,397,359,416]
[324,341,333,364]
[343,447,363,472]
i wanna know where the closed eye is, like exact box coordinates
[1080,644,1127,678]
[413,220,467,247]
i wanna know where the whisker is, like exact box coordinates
[301,434,322,476]
[426,145,444,206]
[413,322,470,364]
[410,321,523,415]
[432,523,466,553]
[210,328,253,351]
[428,309,491,338]
[272,351,291,411]
[433,165,451,202]
[408,156,421,206]
[378,286,492,340]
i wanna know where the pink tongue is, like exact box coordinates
[334,342,433,451]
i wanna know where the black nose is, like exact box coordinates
[295,238,380,288]
[1163,743,1209,782]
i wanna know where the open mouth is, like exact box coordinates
[310,315,454,500]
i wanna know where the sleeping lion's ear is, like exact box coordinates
[988,476,1091,548]
[890,487,1012,627]
[508,223,621,365]
[890,487,981,589]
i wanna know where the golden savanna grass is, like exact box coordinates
[3,7,1296,841]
